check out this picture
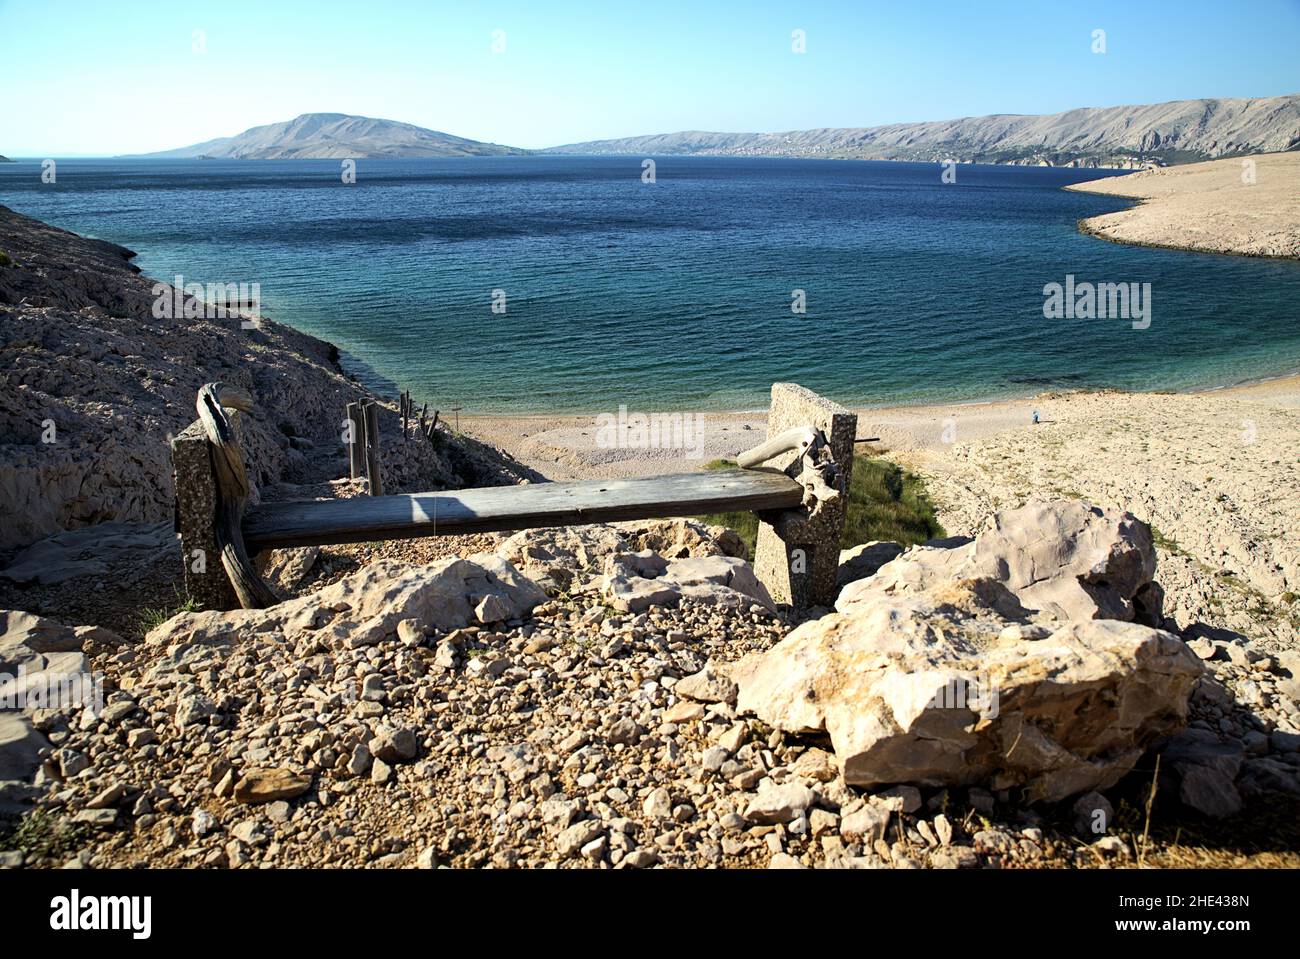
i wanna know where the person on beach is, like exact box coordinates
[1032,410,1040,424]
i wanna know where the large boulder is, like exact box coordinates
[836,541,905,590]
[144,554,546,652]
[838,500,1160,623]
[733,585,1202,802]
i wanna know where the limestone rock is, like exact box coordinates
[369,726,418,764]
[664,556,776,610]
[233,768,312,804]
[674,664,738,705]
[839,801,893,842]
[495,525,628,594]
[838,500,1158,624]
[735,583,1202,802]
[0,609,92,658]
[743,781,816,824]
[614,518,747,561]
[474,593,513,624]
[0,521,177,586]
[836,541,905,590]
[0,713,47,783]
[1072,791,1114,836]
[144,555,546,651]
[261,546,320,591]
[1156,729,1244,818]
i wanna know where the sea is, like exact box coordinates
[3,155,1299,413]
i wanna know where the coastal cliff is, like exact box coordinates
[0,207,535,556]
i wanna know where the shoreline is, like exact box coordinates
[459,374,1300,482]
[1065,151,1300,260]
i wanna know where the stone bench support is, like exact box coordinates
[753,383,857,608]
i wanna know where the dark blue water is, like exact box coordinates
[3,156,1299,413]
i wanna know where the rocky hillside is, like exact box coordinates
[547,94,1300,167]
[137,114,529,160]
[3,502,1297,869]
[0,206,535,556]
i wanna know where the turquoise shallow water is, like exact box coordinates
[3,156,1299,413]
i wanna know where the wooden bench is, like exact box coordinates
[172,382,856,611]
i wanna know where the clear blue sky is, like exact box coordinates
[2,0,1298,155]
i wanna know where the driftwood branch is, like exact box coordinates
[195,382,278,609]
[738,425,843,521]
[737,427,817,469]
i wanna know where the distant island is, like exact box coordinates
[131,113,530,160]
[0,156,14,163]
[546,94,1300,168]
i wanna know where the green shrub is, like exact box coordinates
[0,810,91,859]
[138,587,200,633]
[694,456,943,556]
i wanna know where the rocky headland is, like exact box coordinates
[1067,151,1300,258]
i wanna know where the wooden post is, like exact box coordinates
[172,421,237,611]
[752,383,856,608]
[364,401,383,496]
[195,384,279,609]
[346,402,364,479]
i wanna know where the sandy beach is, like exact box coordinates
[462,375,1300,654]
[1066,151,1300,258]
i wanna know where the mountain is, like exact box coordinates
[545,94,1300,167]
[0,156,13,163]
[136,113,529,159]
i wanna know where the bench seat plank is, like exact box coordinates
[243,469,803,552]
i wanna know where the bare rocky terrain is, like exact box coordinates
[3,502,1298,871]
[0,205,536,557]
[547,94,1300,167]
[891,387,1300,657]
[1067,151,1300,258]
